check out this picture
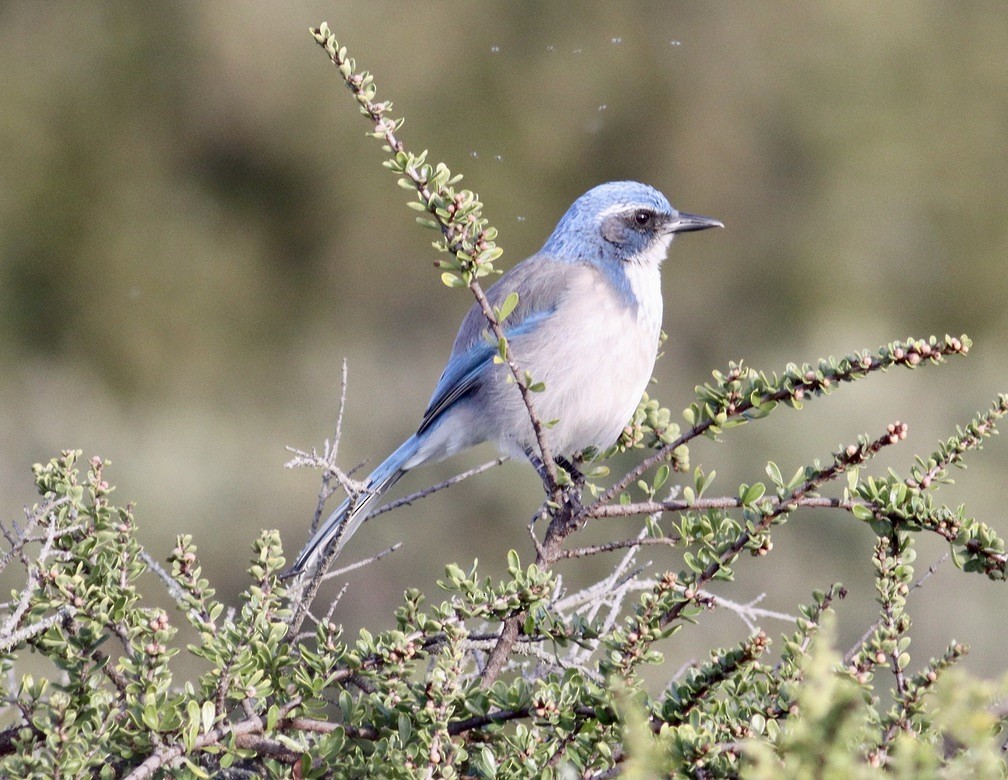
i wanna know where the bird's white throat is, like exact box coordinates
[623,237,669,337]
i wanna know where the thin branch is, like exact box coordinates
[314,357,352,534]
[699,591,796,632]
[284,359,367,540]
[910,553,949,592]
[322,543,402,581]
[1,513,64,641]
[590,494,861,519]
[527,507,548,561]
[0,497,68,576]
[232,733,300,765]
[558,535,680,560]
[139,550,188,606]
[367,457,509,519]
[0,604,76,654]
[125,716,265,780]
[291,544,402,640]
[466,280,561,497]
[323,582,351,626]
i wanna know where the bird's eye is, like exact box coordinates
[633,210,652,227]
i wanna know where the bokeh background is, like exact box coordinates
[2,2,1007,678]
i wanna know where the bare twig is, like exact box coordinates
[140,549,188,606]
[284,360,367,539]
[0,604,76,654]
[315,358,351,534]
[284,421,504,634]
[323,581,351,626]
[367,457,508,519]
[322,543,402,581]
[558,535,681,560]
[704,591,795,631]
[293,547,400,641]
[466,280,562,497]
[1,513,65,641]
[590,494,862,519]
[0,497,68,576]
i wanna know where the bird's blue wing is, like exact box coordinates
[417,255,571,435]
[417,310,553,435]
[417,341,493,435]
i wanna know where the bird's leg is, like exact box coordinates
[525,450,585,521]
[560,455,588,524]
[525,449,550,484]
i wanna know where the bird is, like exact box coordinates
[291,181,722,576]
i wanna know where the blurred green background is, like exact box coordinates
[2,2,1007,676]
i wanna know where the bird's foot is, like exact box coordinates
[556,456,586,487]
[525,450,586,521]
[561,481,585,518]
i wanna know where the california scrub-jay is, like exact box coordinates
[292,181,722,575]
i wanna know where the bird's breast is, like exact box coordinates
[498,262,663,456]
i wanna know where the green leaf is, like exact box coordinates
[741,482,766,506]
[339,690,354,721]
[201,700,215,734]
[851,504,875,521]
[497,291,519,322]
[180,758,211,779]
[184,700,200,751]
[695,469,716,496]
[266,704,281,731]
[398,712,412,744]
[142,701,160,732]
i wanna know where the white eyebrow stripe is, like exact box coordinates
[596,201,640,220]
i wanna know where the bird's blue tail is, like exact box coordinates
[290,435,420,575]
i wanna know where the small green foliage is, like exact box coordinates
[745,615,876,778]
[614,392,687,464]
[745,614,1007,779]
[8,445,1003,776]
[312,22,502,288]
[683,337,971,438]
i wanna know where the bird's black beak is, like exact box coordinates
[668,212,724,233]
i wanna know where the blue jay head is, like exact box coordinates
[542,181,722,268]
